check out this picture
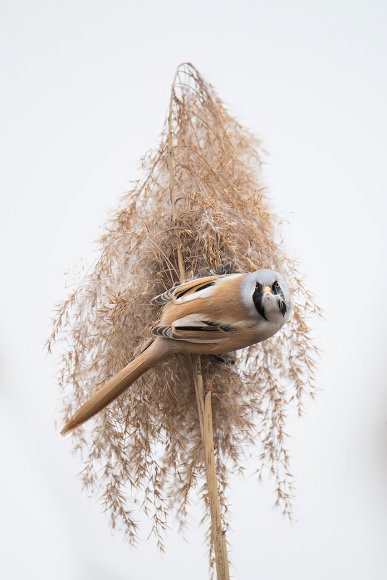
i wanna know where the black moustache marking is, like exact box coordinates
[279,300,287,317]
[253,283,268,321]
[273,282,287,317]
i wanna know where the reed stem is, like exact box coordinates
[192,354,230,580]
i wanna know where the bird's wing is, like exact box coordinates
[151,275,223,305]
[152,313,234,344]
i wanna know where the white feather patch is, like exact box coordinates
[173,313,209,327]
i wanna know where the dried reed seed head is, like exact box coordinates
[49,63,319,548]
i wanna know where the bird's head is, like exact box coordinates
[240,269,292,325]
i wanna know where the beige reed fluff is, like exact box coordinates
[48,63,320,552]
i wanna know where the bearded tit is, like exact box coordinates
[61,269,292,434]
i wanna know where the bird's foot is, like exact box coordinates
[212,352,237,365]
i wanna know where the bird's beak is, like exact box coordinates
[263,286,272,295]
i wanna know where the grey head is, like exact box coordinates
[240,269,292,325]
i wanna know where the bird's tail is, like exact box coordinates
[61,338,170,435]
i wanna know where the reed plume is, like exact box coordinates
[48,63,319,567]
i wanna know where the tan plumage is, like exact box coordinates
[61,269,292,434]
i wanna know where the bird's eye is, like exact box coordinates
[272,281,280,294]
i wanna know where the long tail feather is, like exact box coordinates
[61,338,170,434]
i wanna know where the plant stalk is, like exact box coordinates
[192,354,230,580]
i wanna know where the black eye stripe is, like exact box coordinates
[279,300,287,317]
[252,283,268,321]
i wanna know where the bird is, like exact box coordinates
[61,269,292,434]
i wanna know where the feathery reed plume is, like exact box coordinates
[48,63,319,571]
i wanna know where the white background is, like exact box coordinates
[1,1,386,578]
